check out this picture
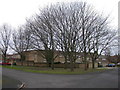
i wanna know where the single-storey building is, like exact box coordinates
[6,50,109,68]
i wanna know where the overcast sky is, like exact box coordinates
[0,0,119,29]
[0,0,118,55]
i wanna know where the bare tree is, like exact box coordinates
[0,24,11,62]
[31,2,96,71]
[10,26,32,64]
[88,15,116,69]
[53,2,102,71]
[33,2,86,71]
[26,12,58,70]
[25,1,115,71]
[53,3,84,71]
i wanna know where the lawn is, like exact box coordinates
[2,65,110,75]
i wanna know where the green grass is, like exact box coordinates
[2,65,109,75]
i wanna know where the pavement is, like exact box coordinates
[2,67,119,88]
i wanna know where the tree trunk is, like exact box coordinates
[92,60,95,69]
[87,62,89,69]
[51,59,54,70]
[70,61,74,72]
[3,53,7,63]
[64,57,68,69]
[48,63,51,67]
[84,53,87,70]
[70,57,74,72]
[3,55,6,63]
[20,54,26,66]
[84,62,87,70]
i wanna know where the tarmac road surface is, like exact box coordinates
[2,75,21,88]
[2,67,119,88]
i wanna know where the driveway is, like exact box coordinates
[2,67,118,88]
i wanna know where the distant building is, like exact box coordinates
[7,50,84,63]
[7,50,109,65]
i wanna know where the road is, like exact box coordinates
[2,75,21,88]
[2,67,118,88]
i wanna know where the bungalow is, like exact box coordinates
[7,50,109,68]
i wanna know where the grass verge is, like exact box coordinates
[2,65,110,75]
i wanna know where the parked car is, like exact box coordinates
[117,62,120,65]
[106,63,115,67]
[116,62,120,67]
[0,60,11,65]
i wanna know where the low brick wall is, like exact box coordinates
[54,63,79,68]
[16,61,22,66]
[34,63,48,67]
[78,63,99,69]
[27,61,34,66]
[16,61,34,66]
[54,64,64,68]
[78,64,85,69]
[16,61,99,69]
[23,61,28,66]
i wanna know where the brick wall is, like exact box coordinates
[16,61,80,68]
